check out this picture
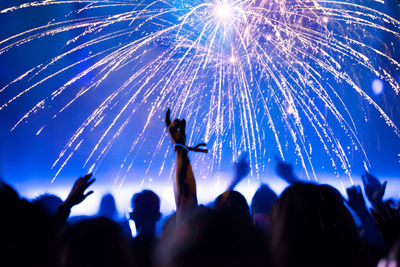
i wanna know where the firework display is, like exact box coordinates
[0,0,399,182]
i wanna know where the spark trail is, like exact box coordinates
[0,0,399,183]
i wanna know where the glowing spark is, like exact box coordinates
[286,105,295,115]
[214,3,233,20]
[0,0,399,182]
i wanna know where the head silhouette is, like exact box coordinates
[251,184,277,228]
[98,193,118,219]
[158,207,267,267]
[0,184,54,267]
[214,190,252,224]
[130,190,161,238]
[0,182,19,203]
[33,193,63,216]
[57,217,131,267]
[267,183,364,267]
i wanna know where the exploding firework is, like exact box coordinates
[0,0,399,183]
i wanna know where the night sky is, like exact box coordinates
[0,0,400,215]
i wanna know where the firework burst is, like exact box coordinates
[0,0,399,183]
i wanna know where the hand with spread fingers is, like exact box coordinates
[64,173,95,208]
[362,172,387,207]
[53,173,96,230]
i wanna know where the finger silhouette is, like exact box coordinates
[381,181,387,192]
[86,178,96,188]
[83,173,93,182]
[166,109,171,127]
[84,190,94,198]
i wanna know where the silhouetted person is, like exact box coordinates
[33,193,63,216]
[251,184,277,228]
[160,212,176,241]
[0,182,55,267]
[214,153,253,224]
[226,152,250,191]
[267,183,368,267]
[214,190,252,224]
[98,193,118,219]
[162,110,267,267]
[56,217,132,267]
[54,173,95,229]
[98,193,131,237]
[275,157,300,184]
[0,181,19,203]
[0,175,96,267]
[130,190,161,267]
[157,207,268,267]
[362,172,387,208]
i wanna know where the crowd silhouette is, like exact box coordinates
[1,109,399,267]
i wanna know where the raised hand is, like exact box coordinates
[371,203,400,247]
[228,152,250,191]
[165,109,207,153]
[346,185,368,215]
[275,157,299,184]
[234,153,250,181]
[64,174,95,208]
[362,172,387,206]
[346,185,385,246]
[165,108,186,145]
[165,109,198,216]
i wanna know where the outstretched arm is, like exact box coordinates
[346,185,383,246]
[53,174,95,229]
[227,153,250,191]
[362,172,387,207]
[165,109,197,217]
[275,157,300,184]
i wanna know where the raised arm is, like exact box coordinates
[53,174,95,229]
[165,109,197,217]
[275,157,300,185]
[346,185,383,246]
[362,172,387,207]
[227,152,250,191]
